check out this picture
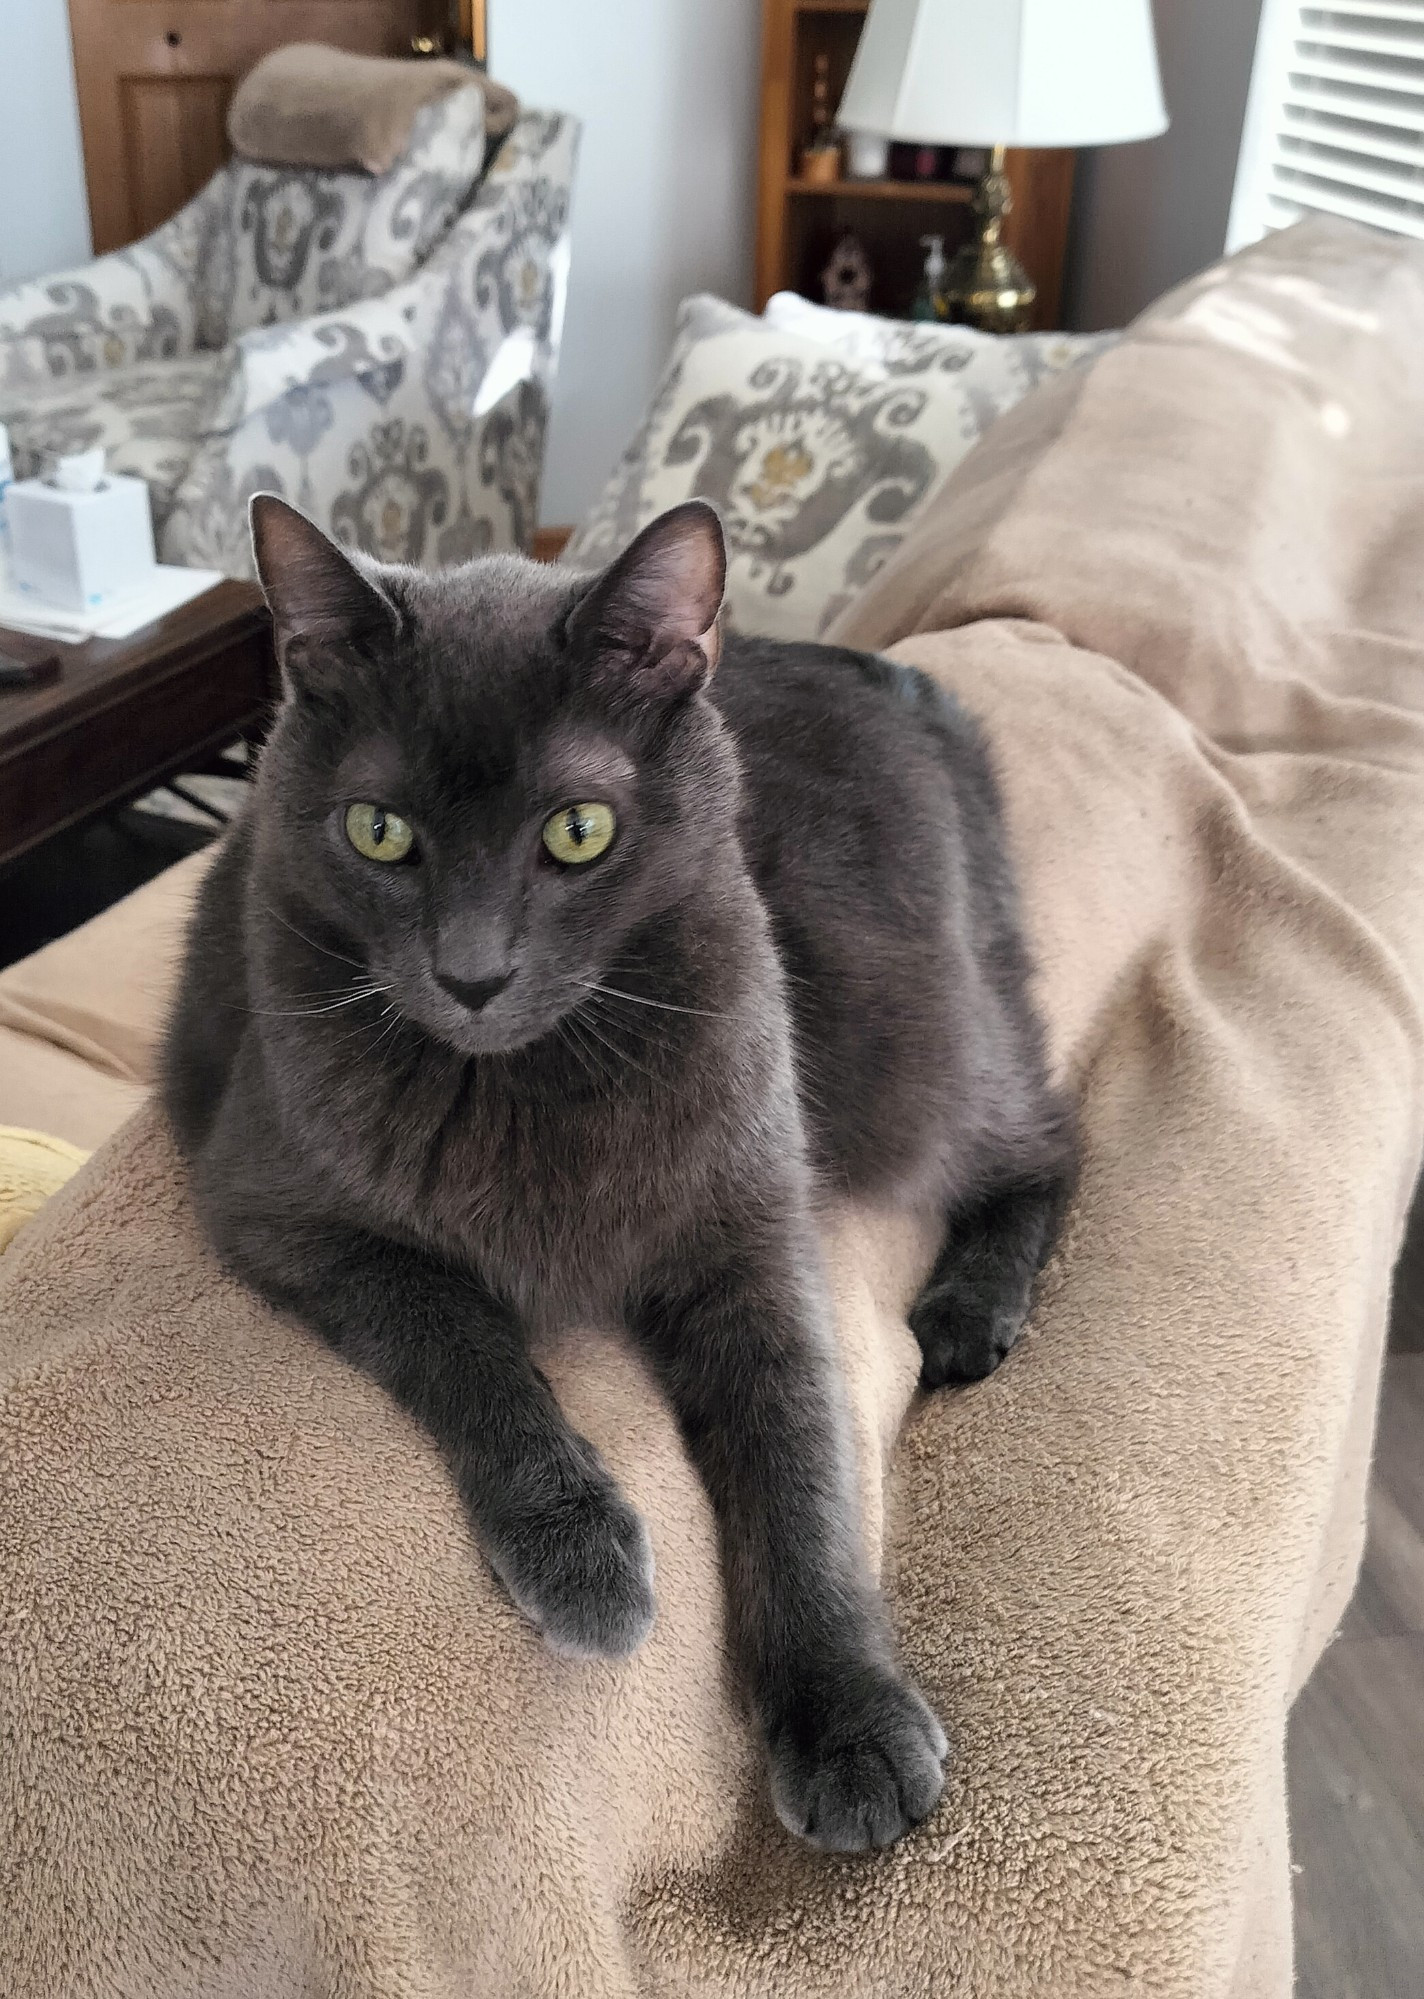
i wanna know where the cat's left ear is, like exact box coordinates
[566,501,726,701]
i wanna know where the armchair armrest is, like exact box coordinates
[206,287,421,434]
[0,186,215,398]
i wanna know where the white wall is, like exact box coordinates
[1066,0,1266,330]
[498,0,762,525]
[0,0,91,286]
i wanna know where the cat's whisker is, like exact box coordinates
[575,997,668,1090]
[231,982,392,1020]
[554,1013,617,1096]
[565,1003,630,1093]
[576,980,731,1021]
[261,902,368,972]
[320,999,406,1056]
[360,1001,408,1063]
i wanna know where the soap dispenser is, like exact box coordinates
[910,236,948,322]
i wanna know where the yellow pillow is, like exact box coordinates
[0,1126,89,1253]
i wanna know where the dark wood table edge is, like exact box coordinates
[0,582,269,756]
[0,703,272,873]
[0,581,277,872]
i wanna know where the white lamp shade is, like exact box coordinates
[837,0,1169,149]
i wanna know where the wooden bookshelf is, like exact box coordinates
[755,0,1076,327]
[786,177,974,204]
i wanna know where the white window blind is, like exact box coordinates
[1227,0,1424,249]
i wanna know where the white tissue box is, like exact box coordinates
[7,472,156,613]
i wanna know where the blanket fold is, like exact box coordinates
[3,218,1423,1997]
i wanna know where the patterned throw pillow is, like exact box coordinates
[195,84,486,345]
[564,296,1113,642]
[763,291,1118,431]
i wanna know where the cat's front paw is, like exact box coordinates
[768,1663,948,1852]
[491,1475,656,1661]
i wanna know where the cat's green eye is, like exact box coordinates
[542,802,616,866]
[345,802,416,864]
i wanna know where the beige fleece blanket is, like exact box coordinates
[3,218,1423,1997]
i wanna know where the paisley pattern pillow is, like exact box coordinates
[763,291,1118,437]
[195,84,486,343]
[564,297,1112,642]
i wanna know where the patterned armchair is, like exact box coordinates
[0,98,578,576]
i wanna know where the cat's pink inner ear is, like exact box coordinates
[577,501,727,691]
[627,502,726,664]
[249,494,396,661]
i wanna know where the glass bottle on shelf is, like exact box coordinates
[910,236,948,322]
[800,51,842,183]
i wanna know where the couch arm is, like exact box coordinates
[0,185,215,398]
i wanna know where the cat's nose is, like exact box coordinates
[435,968,512,1012]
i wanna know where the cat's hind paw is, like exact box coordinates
[908,1281,1031,1390]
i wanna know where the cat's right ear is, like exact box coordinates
[249,495,399,701]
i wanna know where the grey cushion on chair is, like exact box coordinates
[194,82,487,343]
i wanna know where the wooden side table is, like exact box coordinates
[0,582,276,870]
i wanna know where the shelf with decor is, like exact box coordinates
[755,0,1075,326]
[785,176,974,204]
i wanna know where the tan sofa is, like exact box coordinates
[3,218,1423,1998]
[0,854,202,1148]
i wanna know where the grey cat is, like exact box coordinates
[162,495,1074,1853]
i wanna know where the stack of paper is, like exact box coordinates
[0,557,225,645]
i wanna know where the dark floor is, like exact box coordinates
[2,814,1421,1991]
[0,809,213,970]
[1290,1192,1424,1999]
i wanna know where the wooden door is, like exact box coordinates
[67,0,449,255]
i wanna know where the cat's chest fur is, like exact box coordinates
[271,1001,789,1330]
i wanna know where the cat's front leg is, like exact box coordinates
[217,1212,655,1658]
[630,1218,947,1851]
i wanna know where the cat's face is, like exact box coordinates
[249,498,733,1056]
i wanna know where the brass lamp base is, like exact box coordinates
[941,145,1036,334]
